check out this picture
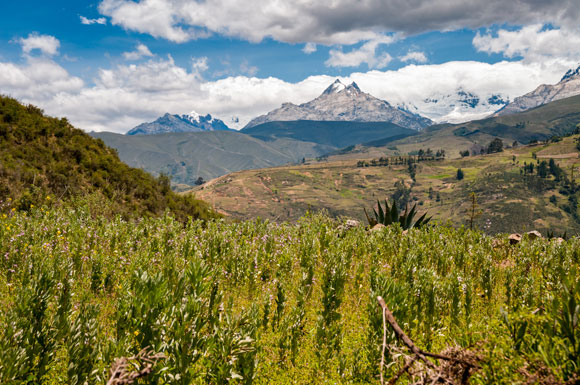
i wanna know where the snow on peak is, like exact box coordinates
[323,79,346,94]
[561,64,580,82]
[187,110,201,122]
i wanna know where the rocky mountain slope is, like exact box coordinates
[243,79,433,130]
[127,111,231,135]
[495,65,580,116]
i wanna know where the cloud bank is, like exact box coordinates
[0,53,573,133]
[97,0,580,44]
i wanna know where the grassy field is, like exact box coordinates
[193,135,580,235]
[1,204,580,384]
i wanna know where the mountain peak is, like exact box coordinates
[322,79,347,95]
[187,110,201,122]
[347,82,361,91]
[496,64,580,116]
[561,64,580,82]
[127,110,230,135]
[321,79,364,96]
[243,79,432,130]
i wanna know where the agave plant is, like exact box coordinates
[364,199,432,230]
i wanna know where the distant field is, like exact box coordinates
[193,135,580,235]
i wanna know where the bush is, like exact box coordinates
[487,138,504,154]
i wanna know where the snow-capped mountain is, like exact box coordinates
[396,88,509,124]
[495,64,580,116]
[243,79,433,131]
[127,111,231,135]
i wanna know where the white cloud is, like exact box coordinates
[122,43,154,60]
[192,57,209,74]
[326,36,395,68]
[0,57,84,100]
[473,25,580,63]
[239,60,258,76]
[80,16,107,25]
[99,0,208,43]
[18,33,60,56]
[347,59,575,122]
[1,52,576,133]
[303,43,317,54]
[96,0,580,45]
[400,51,428,63]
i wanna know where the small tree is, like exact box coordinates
[456,168,464,180]
[486,138,504,154]
[538,161,548,178]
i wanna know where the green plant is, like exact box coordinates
[364,199,431,230]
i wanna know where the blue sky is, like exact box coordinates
[0,0,579,132]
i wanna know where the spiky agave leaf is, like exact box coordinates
[364,208,377,227]
[414,212,432,229]
[377,200,385,224]
[363,199,432,230]
[405,204,418,229]
[390,200,399,225]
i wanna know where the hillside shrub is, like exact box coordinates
[0,95,217,221]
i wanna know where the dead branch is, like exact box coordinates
[106,347,165,385]
[388,356,418,385]
[377,296,481,385]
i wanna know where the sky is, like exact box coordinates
[0,0,579,133]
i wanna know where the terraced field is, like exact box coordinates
[192,135,580,234]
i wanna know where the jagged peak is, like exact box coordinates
[347,82,361,91]
[187,110,201,121]
[561,64,580,82]
[322,79,346,95]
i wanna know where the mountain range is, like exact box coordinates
[98,67,580,188]
[244,79,433,130]
[398,89,509,124]
[127,111,231,135]
[495,64,580,116]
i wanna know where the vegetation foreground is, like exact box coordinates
[1,205,580,384]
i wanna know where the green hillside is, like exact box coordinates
[0,96,216,220]
[339,94,580,159]
[242,120,418,148]
[93,131,335,188]
[194,134,580,235]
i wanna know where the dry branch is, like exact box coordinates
[106,347,165,385]
[377,296,480,385]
